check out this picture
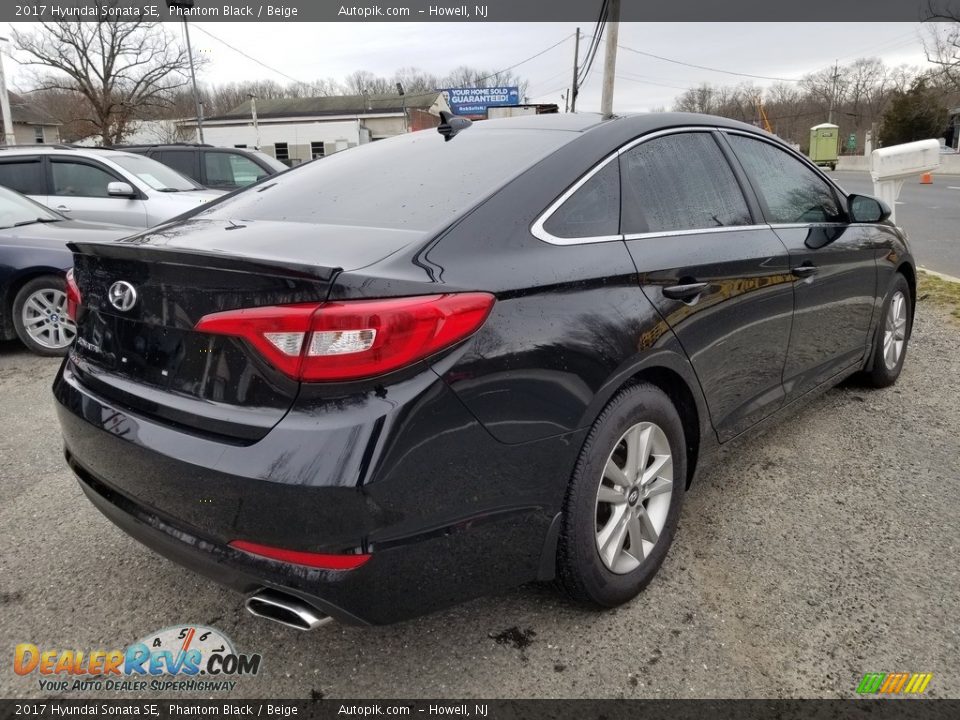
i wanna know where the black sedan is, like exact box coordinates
[0,186,131,356]
[54,113,915,627]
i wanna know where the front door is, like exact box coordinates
[723,132,877,400]
[48,157,147,227]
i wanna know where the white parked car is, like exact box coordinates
[0,146,225,228]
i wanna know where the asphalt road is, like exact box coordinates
[828,170,960,278]
[1,302,958,700]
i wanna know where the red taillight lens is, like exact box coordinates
[194,293,495,382]
[229,540,370,570]
[65,269,81,322]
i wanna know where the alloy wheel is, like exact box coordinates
[20,288,77,350]
[595,421,674,574]
[883,290,907,370]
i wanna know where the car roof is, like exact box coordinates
[0,145,133,159]
[472,111,774,138]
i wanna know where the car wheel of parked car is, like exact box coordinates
[12,275,77,356]
[557,383,686,608]
[864,273,912,388]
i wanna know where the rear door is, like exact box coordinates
[620,129,795,441]
[48,156,147,226]
[723,132,876,400]
[0,156,48,206]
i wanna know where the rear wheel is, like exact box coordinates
[863,273,911,388]
[557,383,686,608]
[12,275,77,357]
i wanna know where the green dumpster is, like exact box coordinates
[809,123,840,170]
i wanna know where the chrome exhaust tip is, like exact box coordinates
[245,589,333,631]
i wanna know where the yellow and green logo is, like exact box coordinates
[856,672,933,695]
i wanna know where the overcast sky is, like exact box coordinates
[4,21,938,112]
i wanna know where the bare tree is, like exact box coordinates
[12,21,193,144]
[673,58,924,151]
[343,70,392,96]
[22,87,97,143]
[924,20,960,91]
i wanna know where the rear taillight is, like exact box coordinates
[194,293,495,382]
[65,269,81,322]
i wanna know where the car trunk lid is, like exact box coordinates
[67,218,427,442]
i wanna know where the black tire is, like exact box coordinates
[557,383,686,608]
[863,273,912,388]
[11,274,75,357]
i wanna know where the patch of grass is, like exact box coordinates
[918,270,960,322]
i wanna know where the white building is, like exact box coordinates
[179,92,450,165]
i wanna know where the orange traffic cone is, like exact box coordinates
[920,172,933,184]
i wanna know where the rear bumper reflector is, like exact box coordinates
[229,540,371,570]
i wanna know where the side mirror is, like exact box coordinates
[848,194,891,224]
[107,181,136,198]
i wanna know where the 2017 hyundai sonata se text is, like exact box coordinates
[54,113,915,628]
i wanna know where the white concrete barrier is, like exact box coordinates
[838,153,960,175]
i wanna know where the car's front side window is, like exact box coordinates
[158,150,196,179]
[205,153,268,188]
[726,134,842,224]
[620,131,752,235]
[50,160,116,198]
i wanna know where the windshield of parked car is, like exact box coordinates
[0,184,62,229]
[109,154,203,192]
[199,128,575,231]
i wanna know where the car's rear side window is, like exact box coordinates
[200,129,575,231]
[543,160,620,239]
[620,132,752,234]
[726,134,842,224]
[0,159,45,196]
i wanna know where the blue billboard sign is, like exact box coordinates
[442,87,521,117]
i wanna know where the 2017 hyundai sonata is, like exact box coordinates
[54,113,915,628]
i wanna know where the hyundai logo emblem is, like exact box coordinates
[108,281,138,312]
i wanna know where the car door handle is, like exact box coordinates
[792,264,818,279]
[662,282,709,301]
[56,205,72,213]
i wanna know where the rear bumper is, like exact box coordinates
[54,358,584,625]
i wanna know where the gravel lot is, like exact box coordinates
[1,302,958,700]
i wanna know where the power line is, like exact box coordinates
[194,24,574,100]
[190,23,308,86]
[616,73,692,92]
[577,0,608,87]
[617,43,801,82]
[469,33,575,86]
[833,28,922,63]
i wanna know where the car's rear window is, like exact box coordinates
[200,128,575,231]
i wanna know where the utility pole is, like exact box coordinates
[0,37,16,146]
[166,2,204,143]
[397,82,407,133]
[570,26,580,113]
[600,0,620,119]
[827,61,839,125]
[249,94,259,149]
[182,20,204,143]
